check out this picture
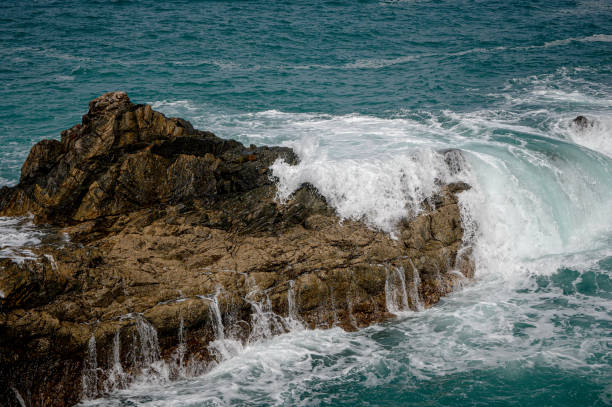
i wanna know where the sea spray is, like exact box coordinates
[448,269,468,291]
[287,280,298,320]
[271,145,453,234]
[564,115,612,158]
[245,291,279,341]
[209,294,225,341]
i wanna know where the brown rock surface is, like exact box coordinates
[0,92,474,407]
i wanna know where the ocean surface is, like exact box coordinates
[1,0,612,405]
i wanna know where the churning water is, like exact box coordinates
[1,0,611,405]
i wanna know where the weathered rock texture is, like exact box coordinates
[0,92,474,407]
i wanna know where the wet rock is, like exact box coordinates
[572,115,592,129]
[440,148,467,175]
[0,92,474,407]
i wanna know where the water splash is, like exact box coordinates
[129,316,169,383]
[385,266,409,314]
[81,334,98,399]
[346,292,358,329]
[44,254,58,270]
[203,292,243,362]
[77,252,612,406]
[408,260,424,311]
[271,145,453,233]
[134,316,161,367]
[284,280,304,330]
[104,330,127,392]
[173,317,187,377]
[245,280,288,343]
[287,280,298,319]
[209,294,225,341]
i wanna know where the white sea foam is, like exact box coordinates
[344,34,612,69]
[271,142,452,233]
[0,176,17,187]
[268,116,612,281]
[0,216,45,263]
[446,34,612,57]
[159,33,612,76]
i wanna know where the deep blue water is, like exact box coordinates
[1,1,611,406]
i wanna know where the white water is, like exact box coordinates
[244,278,299,342]
[173,317,187,378]
[0,216,44,263]
[384,266,410,314]
[286,280,303,329]
[408,260,424,311]
[0,216,69,266]
[202,292,244,362]
[104,330,128,392]
[82,335,98,400]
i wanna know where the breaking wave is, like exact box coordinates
[79,69,612,406]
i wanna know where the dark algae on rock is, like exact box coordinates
[0,92,474,406]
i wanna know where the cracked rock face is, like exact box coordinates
[0,92,474,407]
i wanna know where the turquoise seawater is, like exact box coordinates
[1,0,612,406]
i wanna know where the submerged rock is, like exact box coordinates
[572,115,592,129]
[0,92,474,407]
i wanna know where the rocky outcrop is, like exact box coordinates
[0,92,474,407]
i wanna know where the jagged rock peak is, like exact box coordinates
[0,91,295,226]
[87,91,130,114]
